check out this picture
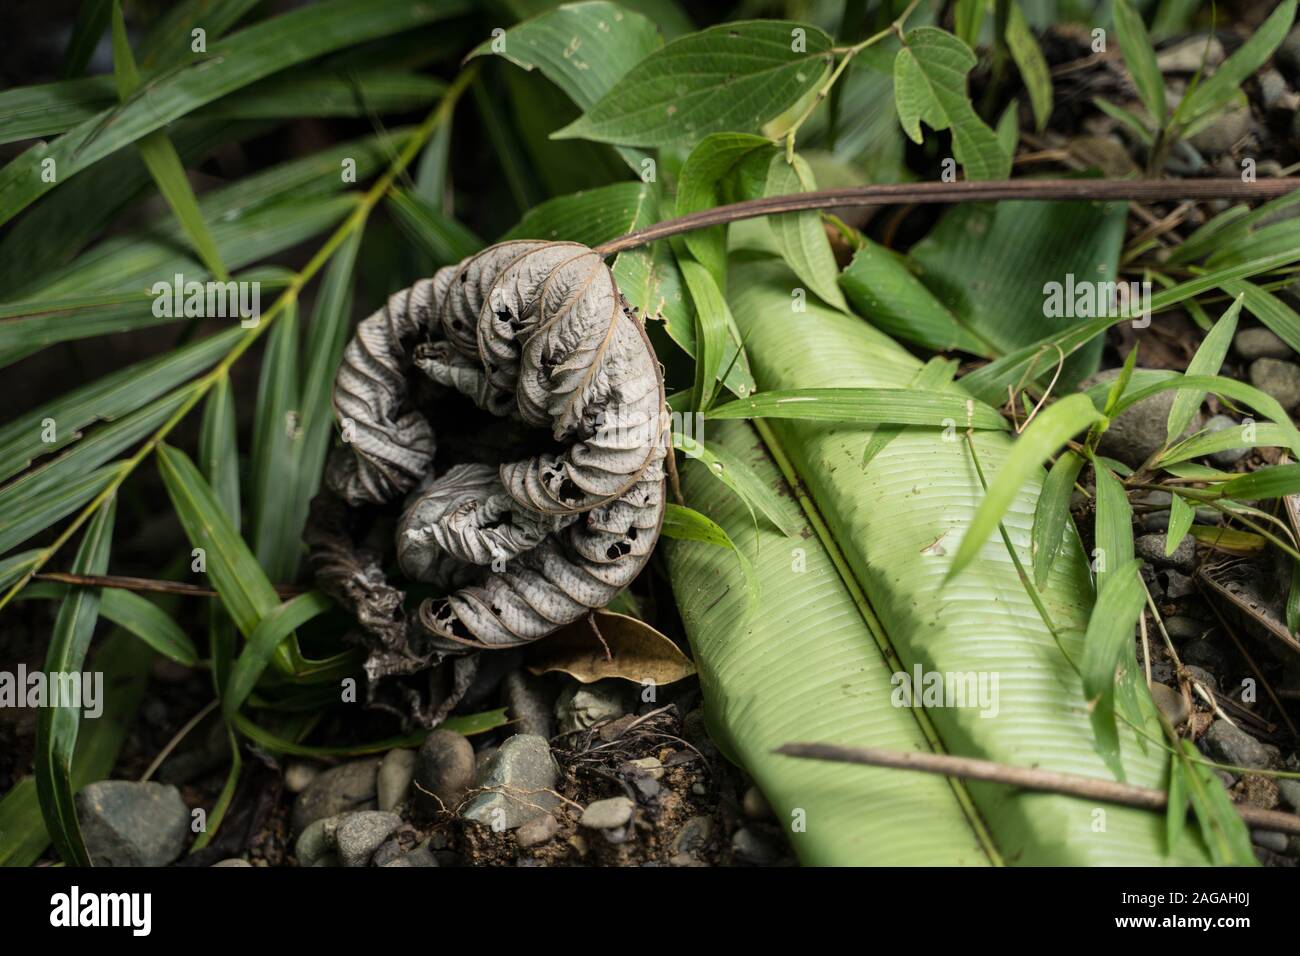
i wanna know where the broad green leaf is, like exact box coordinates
[717,253,1208,863]
[157,443,279,637]
[676,132,771,286]
[1112,0,1165,130]
[860,357,959,468]
[1166,494,1195,554]
[893,27,1010,180]
[251,300,302,581]
[225,591,334,722]
[1093,463,1134,595]
[1166,750,1189,853]
[668,420,993,865]
[910,199,1127,388]
[110,0,228,282]
[0,0,468,225]
[470,0,663,171]
[949,394,1103,580]
[1032,450,1085,589]
[1166,297,1242,443]
[1005,3,1053,132]
[555,20,833,147]
[503,180,655,246]
[673,430,799,538]
[1080,559,1145,780]
[760,152,847,311]
[1177,0,1296,128]
[709,387,1008,430]
[840,239,993,355]
[35,497,115,865]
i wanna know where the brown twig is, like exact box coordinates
[34,571,304,599]
[775,741,1300,835]
[593,178,1300,256]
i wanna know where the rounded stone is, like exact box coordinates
[579,796,635,830]
[291,759,379,835]
[1234,327,1291,360]
[1249,358,1300,410]
[415,730,476,813]
[377,748,417,812]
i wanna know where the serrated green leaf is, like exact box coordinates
[893,27,1010,180]
[555,20,833,147]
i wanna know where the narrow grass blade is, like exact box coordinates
[1032,450,1085,588]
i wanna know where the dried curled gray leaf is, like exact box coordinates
[322,240,667,652]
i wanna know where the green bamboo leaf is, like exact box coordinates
[0,466,120,557]
[1005,3,1053,132]
[138,0,261,70]
[35,497,115,865]
[225,591,334,722]
[949,394,1103,581]
[893,27,1010,180]
[0,389,189,522]
[1080,558,1145,780]
[22,582,201,667]
[1113,373,1300,458]
[204,70,445,120]
[1166,494,1195,554]
[1177,0,1296,128]
[1176,739,1256,865]
[861,358,959,468]
[555,20,833,147]
[762,151,847,311]
[680,255,729,412]
[1112,0,1165,130]
[1093,463,1134,595]
[1218,463,1300,500]
[231,708,508,758]
[1221,279,1300,354]
[1150,249,1300,312]
[1158,420,1285,465]
[840,239,993,355]
[1092,96,1155,144]
[387,188,483,265]
[157,443,279,637]
[0,629,152,866]
[961,315,1125,406]
[673,430,799,538]
[953,0,985,46]
[289,230,362,561]
[1166,297,1242,443]
[110,0,228,282]
[201,373,241,526]
[0,0,468,225]
[1032,450,1085,589]
[709,387,1009,429]
[0,327,239,482]
[661,502,756,604]
[61,0,112,79]
[1171,188,1300,266]
[676,132,771,285]
[251,300,302,581]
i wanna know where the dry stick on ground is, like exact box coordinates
[34,571,304,599]
[776,742,1300,835]
[593,178,1300,255]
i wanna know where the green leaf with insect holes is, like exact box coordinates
[893,27,1010,181]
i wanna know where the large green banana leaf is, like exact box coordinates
[667,253,1211,865]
